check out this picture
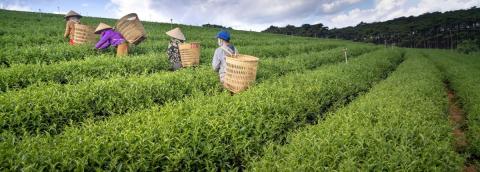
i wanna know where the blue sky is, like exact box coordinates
[1,0,478,31]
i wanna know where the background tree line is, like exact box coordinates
[263,7,480,53]
[202,24,233,30]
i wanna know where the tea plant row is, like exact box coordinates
[251,51,463,171]
[0,48,402,171]
[0,45,374,137]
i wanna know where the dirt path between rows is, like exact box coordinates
[445,81,477,172]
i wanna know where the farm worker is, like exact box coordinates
[212,30,237,84]
[64,10,82,45]
[166,27,186,71]
[94,23,128,57]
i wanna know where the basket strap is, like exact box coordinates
[220,46,236,57]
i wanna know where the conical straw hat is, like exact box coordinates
[65,10,82,19]
[95,23,112,34]
[166,27,186,40]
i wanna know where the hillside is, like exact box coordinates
[264,7,480,50]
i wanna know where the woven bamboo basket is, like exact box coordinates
[179,42,201,67]
[73,24,96,44]
[224,54,259,93]
[115,13,147,45]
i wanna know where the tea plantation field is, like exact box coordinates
[0,9,479,171]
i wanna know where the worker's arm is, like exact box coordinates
[212,48,222,72]
[95,34,111,49]
[64,22,71,38]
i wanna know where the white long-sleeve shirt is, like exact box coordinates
[212,45,236,82]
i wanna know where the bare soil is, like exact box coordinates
[445,82,477,172]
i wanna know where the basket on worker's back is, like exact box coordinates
[115,13,147,45]
[73,24,96,44]
[179,42,201,67]
[224,54,259,93]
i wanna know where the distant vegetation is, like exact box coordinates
[202,23,233,30]
[264,7,480,53]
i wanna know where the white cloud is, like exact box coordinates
[404,0,479,16]
[322,0,363,13]
[52,11,67,15]
[108,0,478,31]
[106,0,366,31]
[1,2,31,12]
[2,0,476,31]
[320,0,480,28]
[106,0,169,22]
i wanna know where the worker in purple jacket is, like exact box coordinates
[94,23,128,56]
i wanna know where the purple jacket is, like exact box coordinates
[95,29,126,49]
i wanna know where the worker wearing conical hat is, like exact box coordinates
[166,27,186,71]
[64,10,82,45]
[212,30,237,84]
[94,23,128,56]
